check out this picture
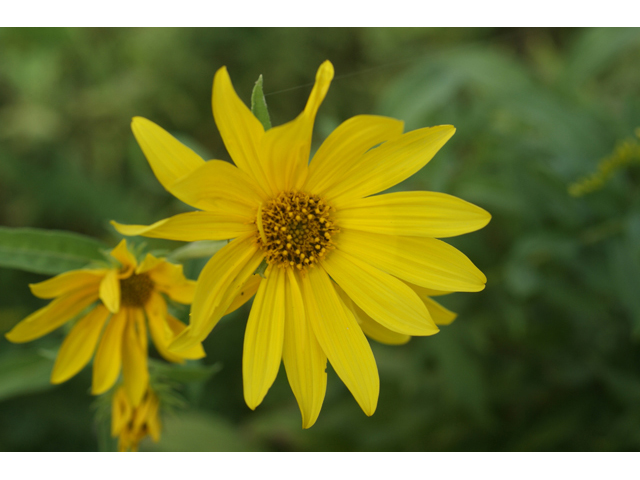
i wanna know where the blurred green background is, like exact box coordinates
[2,27,640,451]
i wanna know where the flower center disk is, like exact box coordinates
[120,273,154,307]
[257,191,338,271]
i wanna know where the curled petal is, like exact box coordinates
[261,60,334,193]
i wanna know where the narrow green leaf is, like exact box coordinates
[0,227,108,275]
[166,240,227,263]
[143,411,261,452]
[251,74,272,131]
[149,358,222,383]
[0,349,55,402]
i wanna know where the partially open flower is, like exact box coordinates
[111,384,161,452]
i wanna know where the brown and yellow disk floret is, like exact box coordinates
[257,191,339,271]
[120,273,154,307]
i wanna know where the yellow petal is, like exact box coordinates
[146,292,204,363]
[337,229,487,292]
[336,286,410,346]
[224,274,261,315]
[212,66,270,190]
[5,287,99,343]
[29,269,106,299]
[164,314,206,360]
[111,387,131,436]
[300,267,379,416]
[170,159,267,212]
[99,269,121,314]
[122,308,149,406]
[146,392,162,442]
[282,269,327,428]
[401,281,452,297]
[146,260,195,304]
[334,191,491,238]
[135,253,164,274]
[51,305,110,384]
[111,211,254,242]
[323,125,456,204]
[160,280,195,305]
[171,233,264,351]
[243,267,285,410]
[402,281,457,326]
[322,249,438,336]
[146,292,183,363]
[261,60,334,193]
[110,239,138,271]
[423,296,457,326]
[305,115,404,195]
[131,116,205,207]
[92,308,128,395]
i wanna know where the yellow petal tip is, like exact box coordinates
[317,60,335,82]
[168,327,199,354]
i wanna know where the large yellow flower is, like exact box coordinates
[111,384,161,452]
[113,60,490,427]
[5,240,204,405]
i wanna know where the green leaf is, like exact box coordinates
[0,348,55,401]
[149,358,222,383]
[254,258,268,278]
[251,74,272,131]
[142,410,262,452]
[0,227,108,275]
[166,240,227,264]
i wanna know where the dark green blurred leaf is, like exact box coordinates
[0,349,54,401]
[143,410,261,452]
[150,359,222,384]
[166,240,227,263]
[0,227,107,275]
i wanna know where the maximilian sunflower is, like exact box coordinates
[5,240,204,405]
[113,60,490,427]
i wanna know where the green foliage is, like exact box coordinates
[0,227,108,275]
[251,74,272,130]
[2,27,640,452]
[0,347,55,401]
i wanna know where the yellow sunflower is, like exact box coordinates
[111,384,160,452]
[112,60,490,427]
[5,239,205,406]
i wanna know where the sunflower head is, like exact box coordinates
[257,191,339,271]
[111,60,491,429]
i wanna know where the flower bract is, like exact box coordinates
[111,384,161,452]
